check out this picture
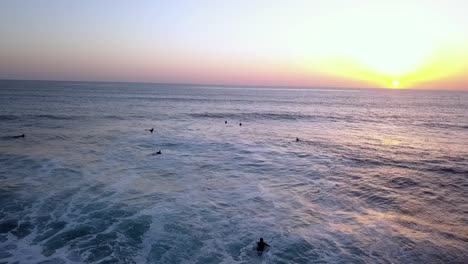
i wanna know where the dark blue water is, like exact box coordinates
[1,80,467,263]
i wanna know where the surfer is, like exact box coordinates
[12,134,25,138]
[146,128,154,133]
[225,120,227,124]
[239,122,242,126]
[153,150,162,155]
[256,238,270,253]
[296,137,300,142]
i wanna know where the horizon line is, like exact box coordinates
[0,78,465,92]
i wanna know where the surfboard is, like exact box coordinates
[252,246,271,256]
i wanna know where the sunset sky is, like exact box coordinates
[1,0,467,90]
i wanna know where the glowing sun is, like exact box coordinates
[392,80,400,87]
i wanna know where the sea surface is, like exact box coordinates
[0,80,467,264]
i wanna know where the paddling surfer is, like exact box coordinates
[256,238,270,254]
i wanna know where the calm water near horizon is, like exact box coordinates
[0,80,467,263]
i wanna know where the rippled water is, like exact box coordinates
[0,80,467,264]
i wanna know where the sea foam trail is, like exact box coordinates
[0,80,467,263]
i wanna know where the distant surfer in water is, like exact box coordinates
[153,150,161,155]
[12,134,25,138]
[256,238,270,255]
[239,122,242,126]
[296,137,300,142]
[225,120,227,124]
[146,128,154,133]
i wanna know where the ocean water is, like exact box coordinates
[0,80,467,264]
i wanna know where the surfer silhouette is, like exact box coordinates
[12,134,25,138]
[256,238,270,253]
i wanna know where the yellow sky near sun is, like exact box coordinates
[291,1,468,89]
